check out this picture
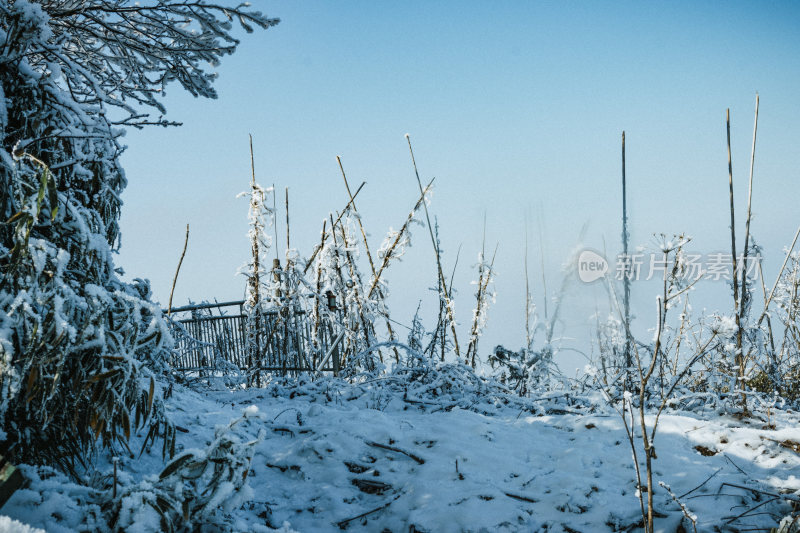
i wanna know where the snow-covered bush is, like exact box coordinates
[104,413,264,533]
[488,345,557,396]
[0,1,276,473]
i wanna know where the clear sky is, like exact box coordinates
[117,1,800,372]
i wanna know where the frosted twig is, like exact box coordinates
[659,481,698,533]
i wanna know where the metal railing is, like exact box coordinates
[166,300,343,376]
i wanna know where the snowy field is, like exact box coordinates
[3,366,799,533]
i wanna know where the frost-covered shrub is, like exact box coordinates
[488,345,557,397]
[105,413,264,533]
[0,1,276,473]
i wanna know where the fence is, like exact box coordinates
[166,300,343,376]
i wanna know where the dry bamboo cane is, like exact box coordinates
[736,94,759,413]
[313,220,327,360]
[367,178,435,300]
[468,243,497,368]
[272,182,279,261]
[538,211,549,321]
[727,109,739,311]
[405,134,461,358]
[445,245,462,361]
[329,214,358,366]
[336,219,377,356]
[622,131,632,373]
[337,156,400,361]
[726,108,744,408]
[247,135,262,386]
[524,221,532,352]
[303,181,366,275]
[283,187,295,305]
[285,187,291,266]
[167,224,189,317]
[466,219,487,365]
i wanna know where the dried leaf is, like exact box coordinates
[147,376,155,414]
[25,367,38,395]
[160,451,195,480]
[89,369,121,383]
[6,210,27,224]
[93,417,105,441]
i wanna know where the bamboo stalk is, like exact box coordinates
[285,187,290,263]
[367,178,435,300]
[302,181,366,274]
[337,220,375,352]
[337,156,401,361]
[727,109,739,311]
[467,243,497,368]
[736,94,759,412]
[622,131,632,371]
[167,224,189,317]
[272,182,279,261]
[328,214,360,367]
[726,108,744,407]
[524,218,532,352]
[466,228,486,366]
[337,157,378,277]
[312,220,327,355]
[248,135,262,385]
[406,134,461,358]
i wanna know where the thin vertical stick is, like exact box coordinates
[337,156,400,361]
[367,179,434,299]
[302,182,366,275]
[249,136,260,306]
[524,217,532,352]
[337,156,378,277]
[250,135,256,187]
[466,218,487,365]
[443,243,462,361]
[622,131,632,371]
[727,109,740,316]
[337,220,375,352]
[727,109,743,407]
[537,209,549,321]
[329,214,363,366]
[285,187,290,261]
[737,94,759,412]
[248,135,262,385]
[406,134,461,358]
[739,95,759,307]
[312,220,327,347]
[272,182,279,261]
[167,224,189,317]
[468,243,497,368]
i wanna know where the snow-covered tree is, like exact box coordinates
[0,1,277,474]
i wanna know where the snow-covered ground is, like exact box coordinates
[3,367,799,532]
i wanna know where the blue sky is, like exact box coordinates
[117,1,800,370]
